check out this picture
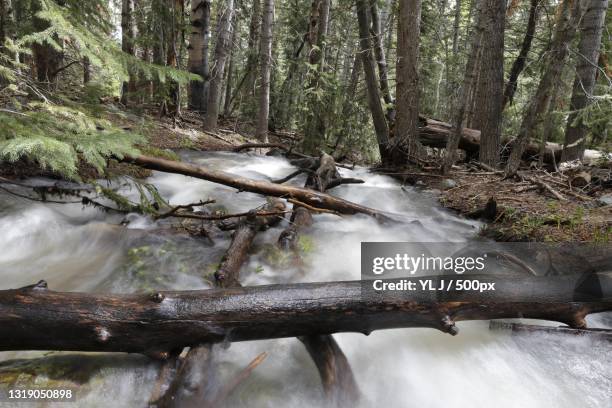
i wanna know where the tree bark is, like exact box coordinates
[334,52,362,150]
[256,0,274,142]
[1,274,609,354]
[452,0,462,55]
[505,0,586,176]
[276,154,361,404]
[203,0,234,130]
[393,0,423,164]
[503,0,541,109]
[356,0,390,156]
[121,0,135,106]
[157,199,285,407]
[561,0,608,162]
[119,154,386,218]
[244,0,262,98]
[32,0,63,84]
[188,0,211,112]
[302,0,331,153]
[443,0,485,174]
[370,0,394,124]
[473,0,505,167]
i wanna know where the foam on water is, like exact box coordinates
[0,151,609,407]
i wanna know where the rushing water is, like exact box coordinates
[0,151,610,408]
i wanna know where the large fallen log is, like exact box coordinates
[119,154,384,218]
[418,116,562,164]
[1,274,609,354]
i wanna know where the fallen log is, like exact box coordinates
[301,335,360,405]
[2,274,609,354]
[276,153,360,403]
[417,116,563,164]
[119,154,384,218]
[157,199,285,407]
[489,321,612,342]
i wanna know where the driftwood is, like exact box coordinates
[120,154,383,218]
[2,274,609,354]
[157,199,285,407]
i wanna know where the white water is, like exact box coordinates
[0,152,610,407]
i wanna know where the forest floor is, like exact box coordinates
[390,166,612,242]
[2,105,610,243]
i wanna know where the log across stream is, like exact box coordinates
[0,151,610,407]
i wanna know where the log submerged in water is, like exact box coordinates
[276,153,361,403]
[156,199,286,407]
[1,274,609,355]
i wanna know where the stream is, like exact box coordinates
[0,151,610,407]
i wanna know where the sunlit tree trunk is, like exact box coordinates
[203,0,234,131]
[562,0,608,162]
[188,0,211,112]
[256,0,274,142]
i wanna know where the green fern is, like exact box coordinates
[0,103,145,179]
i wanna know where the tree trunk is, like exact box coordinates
[222,25,236,117]
[503,0,541,109]
[505,0,586,176]
[121,0,135,106]
[370,0,394,124]
[1,274,609,354]
[244,0,262,98]
[473,0,505,167]
[393,0,423,164]
[203,0,234,131]
[256,0,274,142]
[443,0,485,174]
[32,0,63,84]
[356,0,390,157]
[302,0,331,153]
[119,154,386,218]
[0,0,6,45]
[188,0,211,112]
[561,0,608,162]
[83,57,91,84]
[334,52,362,150]
[452,0,462,55]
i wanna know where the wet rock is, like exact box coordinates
[441,179,457,190]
